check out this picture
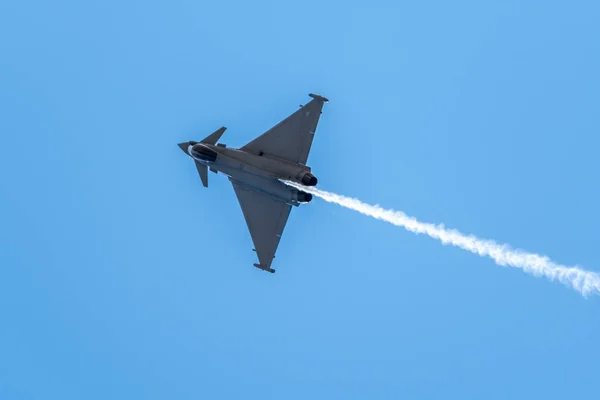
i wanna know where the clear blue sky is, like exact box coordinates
[1,0,599,398]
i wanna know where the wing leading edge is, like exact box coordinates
[231,181,292,273]
[240,93,328,165]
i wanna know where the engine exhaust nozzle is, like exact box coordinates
[297,191,313,203]
[300,172,318,186]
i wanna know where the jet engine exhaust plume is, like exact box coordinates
[283,181,600,297]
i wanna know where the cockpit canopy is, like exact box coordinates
[191,143,218,162]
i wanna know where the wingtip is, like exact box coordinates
[309,93,329,102]
[253,263,275,273]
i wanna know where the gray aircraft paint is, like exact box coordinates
[178,93,328,273]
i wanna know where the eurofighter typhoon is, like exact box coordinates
[178,93,328,273]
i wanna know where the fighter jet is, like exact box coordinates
[178,93,328,273]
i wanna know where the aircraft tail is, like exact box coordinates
[201,126,226,145]
[195,162,208,187]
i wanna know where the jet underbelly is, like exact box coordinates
[220,148,318,186]
[211,151,274,179]
[229,172,311,206]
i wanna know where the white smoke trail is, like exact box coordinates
[284,181,600,297]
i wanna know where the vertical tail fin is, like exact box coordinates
[195,162,208,187]
[202,127,226,145]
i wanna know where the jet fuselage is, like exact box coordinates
[177,93,328,273]
[188,143,316,205]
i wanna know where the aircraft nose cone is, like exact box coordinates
[178,142,191,154]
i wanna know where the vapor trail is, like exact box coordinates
[284,181,600,297]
